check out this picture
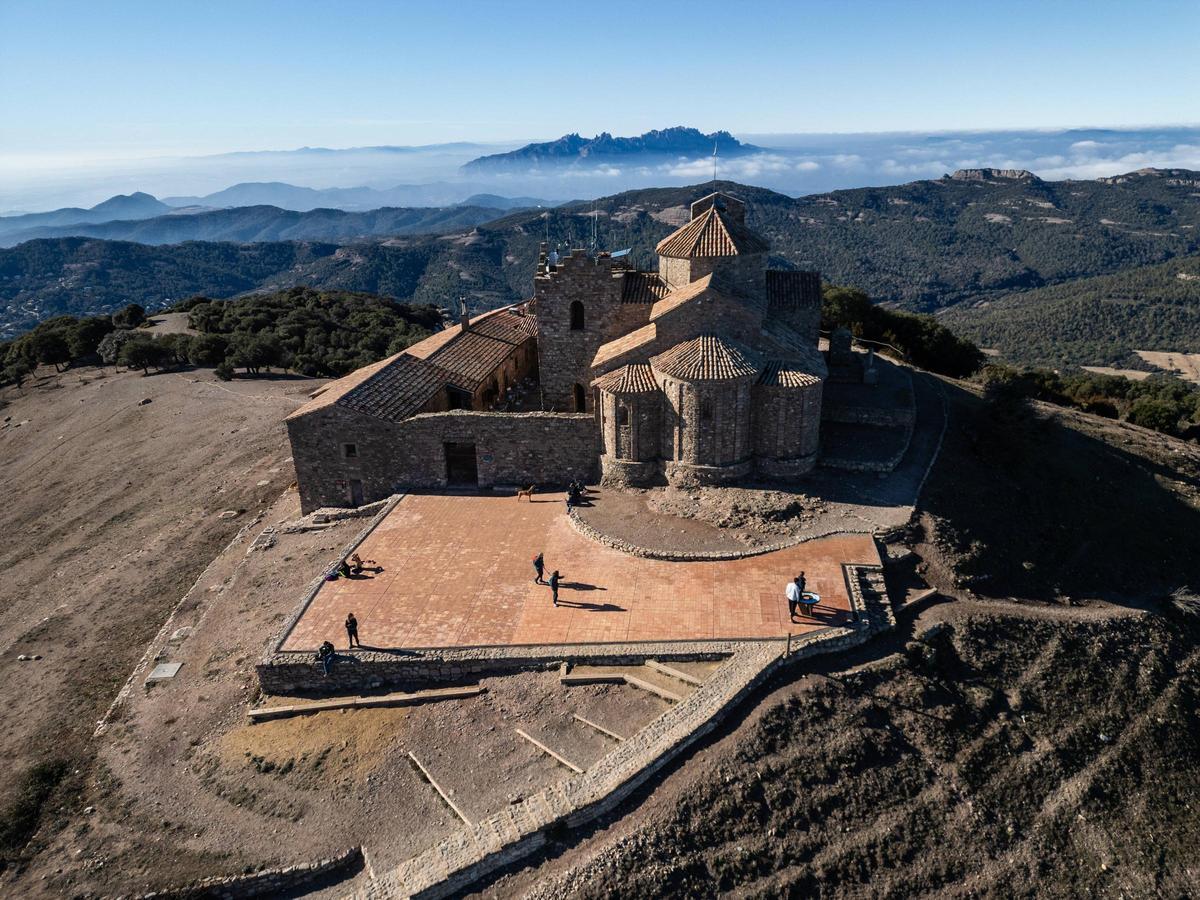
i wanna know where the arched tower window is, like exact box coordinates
[569,300,585,331]
[616,404,629,426]
[573,383,586,412]
[700,399,713,422]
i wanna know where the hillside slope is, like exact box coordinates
[941,254,1200,368]
[4,170,1200,344]
[0,365,318,871]
[0,203,506,248]
[475,380,1200,900]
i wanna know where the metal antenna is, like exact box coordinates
[712,139,718,187]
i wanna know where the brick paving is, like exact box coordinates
[281,493,879,651]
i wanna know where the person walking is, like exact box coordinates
[533,552,546,585]
[549,570,561,606]
[786,575,802,621]
[345,612,360,648]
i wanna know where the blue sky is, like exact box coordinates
[2,0,1198,163]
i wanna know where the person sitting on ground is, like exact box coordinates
[338,558,352,579]
[317,640,336,676]
[350,553,365,575]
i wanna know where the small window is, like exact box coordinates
[616,404,630,426]
[700,400,713,422]
[343,443,358,458]
[569,300,585,331]
[573,383,586,412]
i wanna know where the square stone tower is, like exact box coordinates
[533,245,628,412]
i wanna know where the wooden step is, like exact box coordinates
[248,685,484,722]
[645,659,704,686]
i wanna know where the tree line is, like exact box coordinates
[0,287,442,385]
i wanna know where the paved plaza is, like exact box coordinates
[281,493,880,651]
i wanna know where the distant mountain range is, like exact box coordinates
[0,186,554,247]
[0,204,516,248]
[463,127,760,172]
[159,182,553,213]
[5,169,1200,356]
[0,193,172,238]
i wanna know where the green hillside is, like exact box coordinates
[4,170,1200,346]
[942,254,1200,368]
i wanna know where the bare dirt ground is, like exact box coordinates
[0,365,319,889]
[1135,349,1200,385]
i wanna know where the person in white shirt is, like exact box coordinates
[786,574,804,621]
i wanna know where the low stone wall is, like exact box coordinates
[357,563,892,900]
[566,506,851,562]
[822,403,915,428]
[139,847,361,899]
[257,642,736,695]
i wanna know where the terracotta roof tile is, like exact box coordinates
[592,363,659,394]
[426,330,517,391]
[648,274,714,320]
[757,359,822,388]
[591,322,658,369]
[337,354,453,422]
[766,269,821,310]
[620,271,669,304]
[468,307,537,343]
[287,351,408,420]
[650,334,761,381]
[655,205,770,258]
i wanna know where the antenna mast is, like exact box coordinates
[712,139,718,187]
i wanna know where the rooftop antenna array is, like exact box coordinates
[712,139,719,188]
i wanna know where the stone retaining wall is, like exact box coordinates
[356,563,891,900]
[567,505,852,562]
[139,847,361,899]
[257,642,737,695]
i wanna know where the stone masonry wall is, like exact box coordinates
[753,380,823,461]
[289,408,598,513]
[139,847,361,899]
[535,251,626,412]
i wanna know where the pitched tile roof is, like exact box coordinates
[426,330,517,391]
[655,205,770,259]
[287,351,409,420]
[650,334,762,381]
[620,271,669,304]
[591,322,658,370]
[765,269,821,310]
[648,273,715,321]
[592,363,659,394]
[468,307,538,343]
[337,354,453,422]
[757,359,822,388]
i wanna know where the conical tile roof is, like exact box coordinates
[655,204,770,258]
[592,363,659,394]
[650,334,761,381]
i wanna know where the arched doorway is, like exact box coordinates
[569,300,585,331]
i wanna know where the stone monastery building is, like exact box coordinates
[287,192,831,513]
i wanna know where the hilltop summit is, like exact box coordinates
[464,127,760,171]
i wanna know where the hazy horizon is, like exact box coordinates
[4,124,1200,214]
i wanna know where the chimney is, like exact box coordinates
[459,299,470,331]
